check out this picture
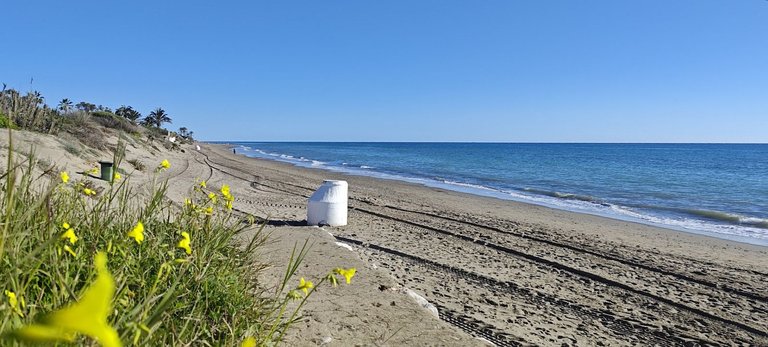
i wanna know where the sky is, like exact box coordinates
[1,1,767,142]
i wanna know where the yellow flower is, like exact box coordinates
[13,325,74,343]
[241,337,257,347]
[297,277,314,295]
[199,181,207,188]
[225,200,233,210]
[220,184,231,198]
[5,290,24,317]
[204,206,213,215]
[208,192,217,203]
[62,222,70,229]
[127,222,144,244]
[63,245,77,258]
[177,232,191,254]
[83,188,96,196]
[61,225,78,245]
[113,172,121,181]
[14,252,121,347]
[60,171,69,184]
[159,159,170,170]
[334,268,356,284]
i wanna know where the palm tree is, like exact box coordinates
[32,91,44,106]
[142,107,172,128]
[58,98,73,114]
[76,101,96,112]
[115,105,142,123]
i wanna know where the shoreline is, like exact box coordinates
[226,142,767,250]
[202,142,767,345]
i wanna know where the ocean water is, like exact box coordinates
[225,142,768,246]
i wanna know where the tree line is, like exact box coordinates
[57,98,172,128]
[0,83,193,140]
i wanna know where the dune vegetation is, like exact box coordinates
[0,84,356,346]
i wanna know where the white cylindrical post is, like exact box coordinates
[307,180,348,226]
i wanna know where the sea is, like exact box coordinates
[224,142,768,246]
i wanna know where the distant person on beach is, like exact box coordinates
[233,148,236,154]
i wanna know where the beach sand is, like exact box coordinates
[4,129,766,346]
[200,144,768,346]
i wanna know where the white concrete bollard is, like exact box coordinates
[307,180,348,226]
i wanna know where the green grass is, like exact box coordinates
[0,132,294,346]
[0,129,354,346]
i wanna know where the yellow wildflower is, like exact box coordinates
[61,224,78,245]
[60,171,69,184]
[83,188,96,196]
[177,232,192,254]
[199,181,207,188]
[63,245,77,258]
[204,206,213,215]
[220,184,231,198]
[334,268,356,284]
[127,222,144,244]
[159,159,170,170]
[241,337,257,347]
[208,192,217,203]
[297,277,314,295]
[113,172,121,181]
[225,200,233,210]
[15,325,75,343]
[14,252,121,347]
[5,290,24,317]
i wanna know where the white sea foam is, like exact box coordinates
[441,180,498,192]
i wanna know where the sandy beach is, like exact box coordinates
[4,129,766,346]
[194,144,768,346]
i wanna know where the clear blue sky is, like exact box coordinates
[2,1,766,142]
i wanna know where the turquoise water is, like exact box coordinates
[225,142,768,246]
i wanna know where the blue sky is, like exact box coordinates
[1,1,767,142]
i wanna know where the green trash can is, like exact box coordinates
[99,161,114,181]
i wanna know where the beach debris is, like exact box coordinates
[474,337,496,346]
[319,336,333,346]
[335,242,355,252]
[403,288,439,318]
